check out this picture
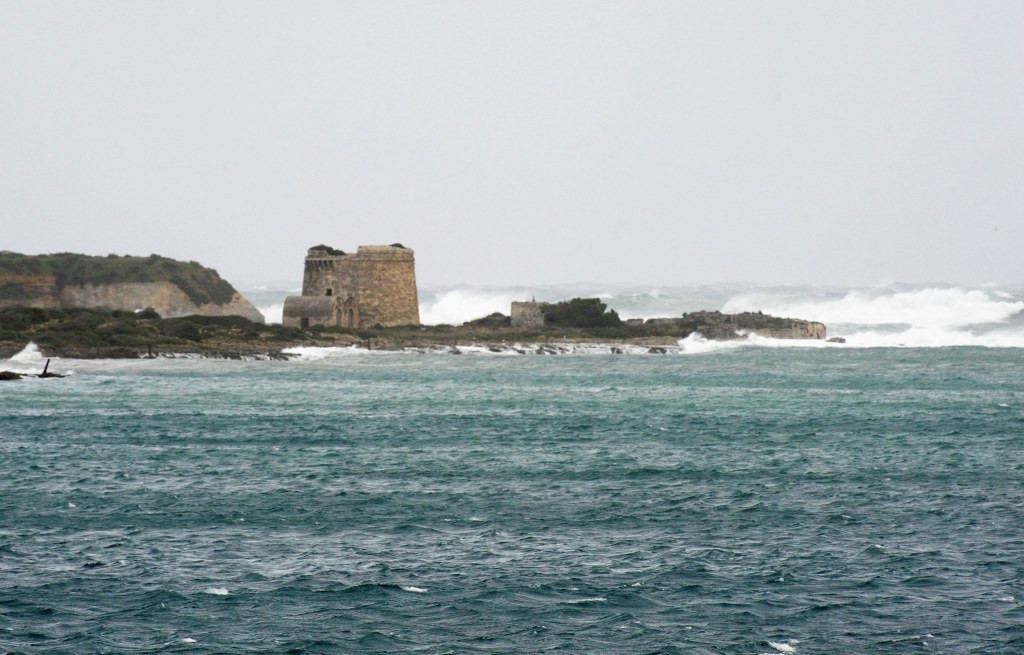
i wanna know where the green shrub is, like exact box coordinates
[541,298,623,328]
[463,312,511,328]
[159,319,202,342]
[0,282,31,300]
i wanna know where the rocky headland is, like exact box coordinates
[0,252,263,323]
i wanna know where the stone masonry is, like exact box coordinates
[282,245,420,328]
[510,301,545,328]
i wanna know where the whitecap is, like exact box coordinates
[564,597,606,604]
[401,586,428,593]
[181,637,197,643]
[203,587,229,596]
[769,642,796,653]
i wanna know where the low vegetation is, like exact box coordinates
[0,306,305,355]
[539,297,623,328]
[0,298,817,358]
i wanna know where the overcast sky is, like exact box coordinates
[2,1,1021,286]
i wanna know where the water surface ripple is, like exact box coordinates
[2,349,1023,653]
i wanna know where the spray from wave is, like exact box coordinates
[722,287,1024,328]
[723,286,1024,347]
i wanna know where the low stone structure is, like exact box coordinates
[282,244,419,329]
[510,301,545,328]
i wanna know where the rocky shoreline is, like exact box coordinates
[0,306,827,361]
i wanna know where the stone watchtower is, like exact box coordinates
[282,244,419,328]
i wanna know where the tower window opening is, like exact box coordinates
[325,288,333,296]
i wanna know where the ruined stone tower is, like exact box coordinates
[282,244,419,328]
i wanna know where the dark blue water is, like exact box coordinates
[2,348,1023,653]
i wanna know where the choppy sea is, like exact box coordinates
[3,283,1024,654]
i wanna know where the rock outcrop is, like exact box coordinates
[645,311,825,340]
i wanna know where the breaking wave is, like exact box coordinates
[722,287,1024,328]
[258,302,284,324]
[723,286,1024,347]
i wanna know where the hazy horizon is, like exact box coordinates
[3,2,1022,287]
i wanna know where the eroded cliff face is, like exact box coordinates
[59,282,264,322]
[0,275,263,323]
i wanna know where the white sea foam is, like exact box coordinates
[723,287,1024,328]
[564,597,607,604]
[419,288,527,325]
[401,586,428,593]
[282,345,398,361]
[203,587,229,596]
[4,342,50,373]
[768,641,796,653]
[258,303,284,324]
[837,326,1024,348]
[181,637,197,643]
[722,286,1024,348]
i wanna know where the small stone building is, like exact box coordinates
[510,301,545,328]
[282,244,419,328]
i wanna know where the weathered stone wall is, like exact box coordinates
[302,257,337,298]
[285,245,419,328]
[350,247,419,327]
[282,296,336,328]
[511,301,545,328]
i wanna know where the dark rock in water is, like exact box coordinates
[38,358,66,378]
[827,337,847,344]
[488,347,503,353]
[611,347,623,354]
[0,370,23,381]
[450,348,462,355]
[647,347,667,354]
